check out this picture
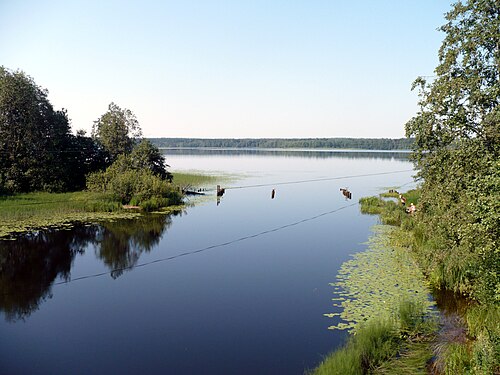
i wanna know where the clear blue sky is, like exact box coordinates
[0,1,452,138]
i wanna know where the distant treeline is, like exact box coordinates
[149,138,414,150]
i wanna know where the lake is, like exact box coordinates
[0,149,415,375]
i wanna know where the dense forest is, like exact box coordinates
[149,137,414,150]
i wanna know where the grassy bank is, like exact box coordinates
[0,172,229,238]
[348,191,500,374]
[314,301,435,375]
[0,191,144,238]
[315,220,436,374]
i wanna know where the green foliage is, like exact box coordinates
[360,190,420,227]
[398,300,427,336]
[404,0,500,304]
[86,159,182,207]
[92,102,142,161]
[0,67,112,193]
[465,305,500,374]
[375,341,433,375]
[466,305,500,339]
[358,191,500,374]
[359,197,385,215]
[406,1,500,155]
[471,332,499,375]
[130,139,172,181]
[0,67,70,192]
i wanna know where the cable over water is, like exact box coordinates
[49,201,359,287]
[225,169,413,190]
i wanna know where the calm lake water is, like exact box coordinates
[0,149,415,375]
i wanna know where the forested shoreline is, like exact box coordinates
[149,137,413,150]
[314,1,499,373]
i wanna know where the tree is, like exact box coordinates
[405,0,500,303]
[0,67,73,192]
[406,0,500,160]
[130,139,172,181]
[92,102,142,161]
[64,130,110,190]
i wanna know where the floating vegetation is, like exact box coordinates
[325,225,435,333]
[0,211,144,239]
[0,191,167,238]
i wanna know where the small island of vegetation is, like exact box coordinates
[0,67,218,238]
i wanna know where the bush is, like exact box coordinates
[86,160,182,208]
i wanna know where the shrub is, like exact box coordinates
[86,160,182,208]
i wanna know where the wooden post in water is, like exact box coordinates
[271,189,275,199]
[217,185,225,197]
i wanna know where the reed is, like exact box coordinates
[0,191,140,238]
[312,319,399,375]
[313,301,435,375]
[172,172,219,188]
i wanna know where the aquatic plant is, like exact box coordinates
[325,225,434,333]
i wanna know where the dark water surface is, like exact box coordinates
[0,149,415,375]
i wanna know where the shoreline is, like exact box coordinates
[0,171,227,239]
[312,189,497,374]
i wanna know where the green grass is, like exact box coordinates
[313,319,399,375]
[466,305,500,374]
[313,301,435,375]
[360,189,420,227]
[357,188,500,375]
[0,191,143,238]
[375,340,434,374]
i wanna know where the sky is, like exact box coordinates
[0,1,453,138]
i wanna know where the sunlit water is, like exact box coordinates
[0,149,415,375]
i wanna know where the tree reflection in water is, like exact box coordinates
[0,212,179,321]
[93,214,174,278]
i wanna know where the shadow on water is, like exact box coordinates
[0,213,179,322]
[93,214,176,279]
